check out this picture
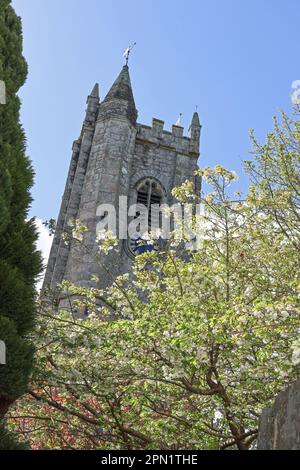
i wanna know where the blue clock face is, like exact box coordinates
[129,234,157,256]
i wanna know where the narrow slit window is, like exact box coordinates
[136,179,163,229]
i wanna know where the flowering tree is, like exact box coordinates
[9,110,300,450]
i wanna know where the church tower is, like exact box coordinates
[43,65,201,295]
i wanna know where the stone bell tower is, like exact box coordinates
[43,65,201,293]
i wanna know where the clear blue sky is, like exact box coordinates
[12,0,300,221]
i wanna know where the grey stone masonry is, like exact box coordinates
[258,380,300,450]
[43,84,100,289]
[43,65,202,295]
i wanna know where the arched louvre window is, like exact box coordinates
[136,178,163,229]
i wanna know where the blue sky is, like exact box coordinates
[12,0,300,222]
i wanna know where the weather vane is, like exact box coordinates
[175,113,182,126]
[123,42,136,65]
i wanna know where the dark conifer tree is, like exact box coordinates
[0,0,42,448]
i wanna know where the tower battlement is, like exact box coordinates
[137,116,200,157]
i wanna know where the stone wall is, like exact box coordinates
[258,380,300,450]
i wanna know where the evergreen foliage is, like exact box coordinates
[0,0,42,448]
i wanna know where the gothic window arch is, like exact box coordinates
[135,178,164,229]
[127,178,165,257]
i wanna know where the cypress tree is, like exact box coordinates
[0,0,42,447]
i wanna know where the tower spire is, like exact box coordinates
[90,83,99,98]
[189,111,201,155]
[85,82,100,124]
[99,65,137,125]
[189,111,201,130]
